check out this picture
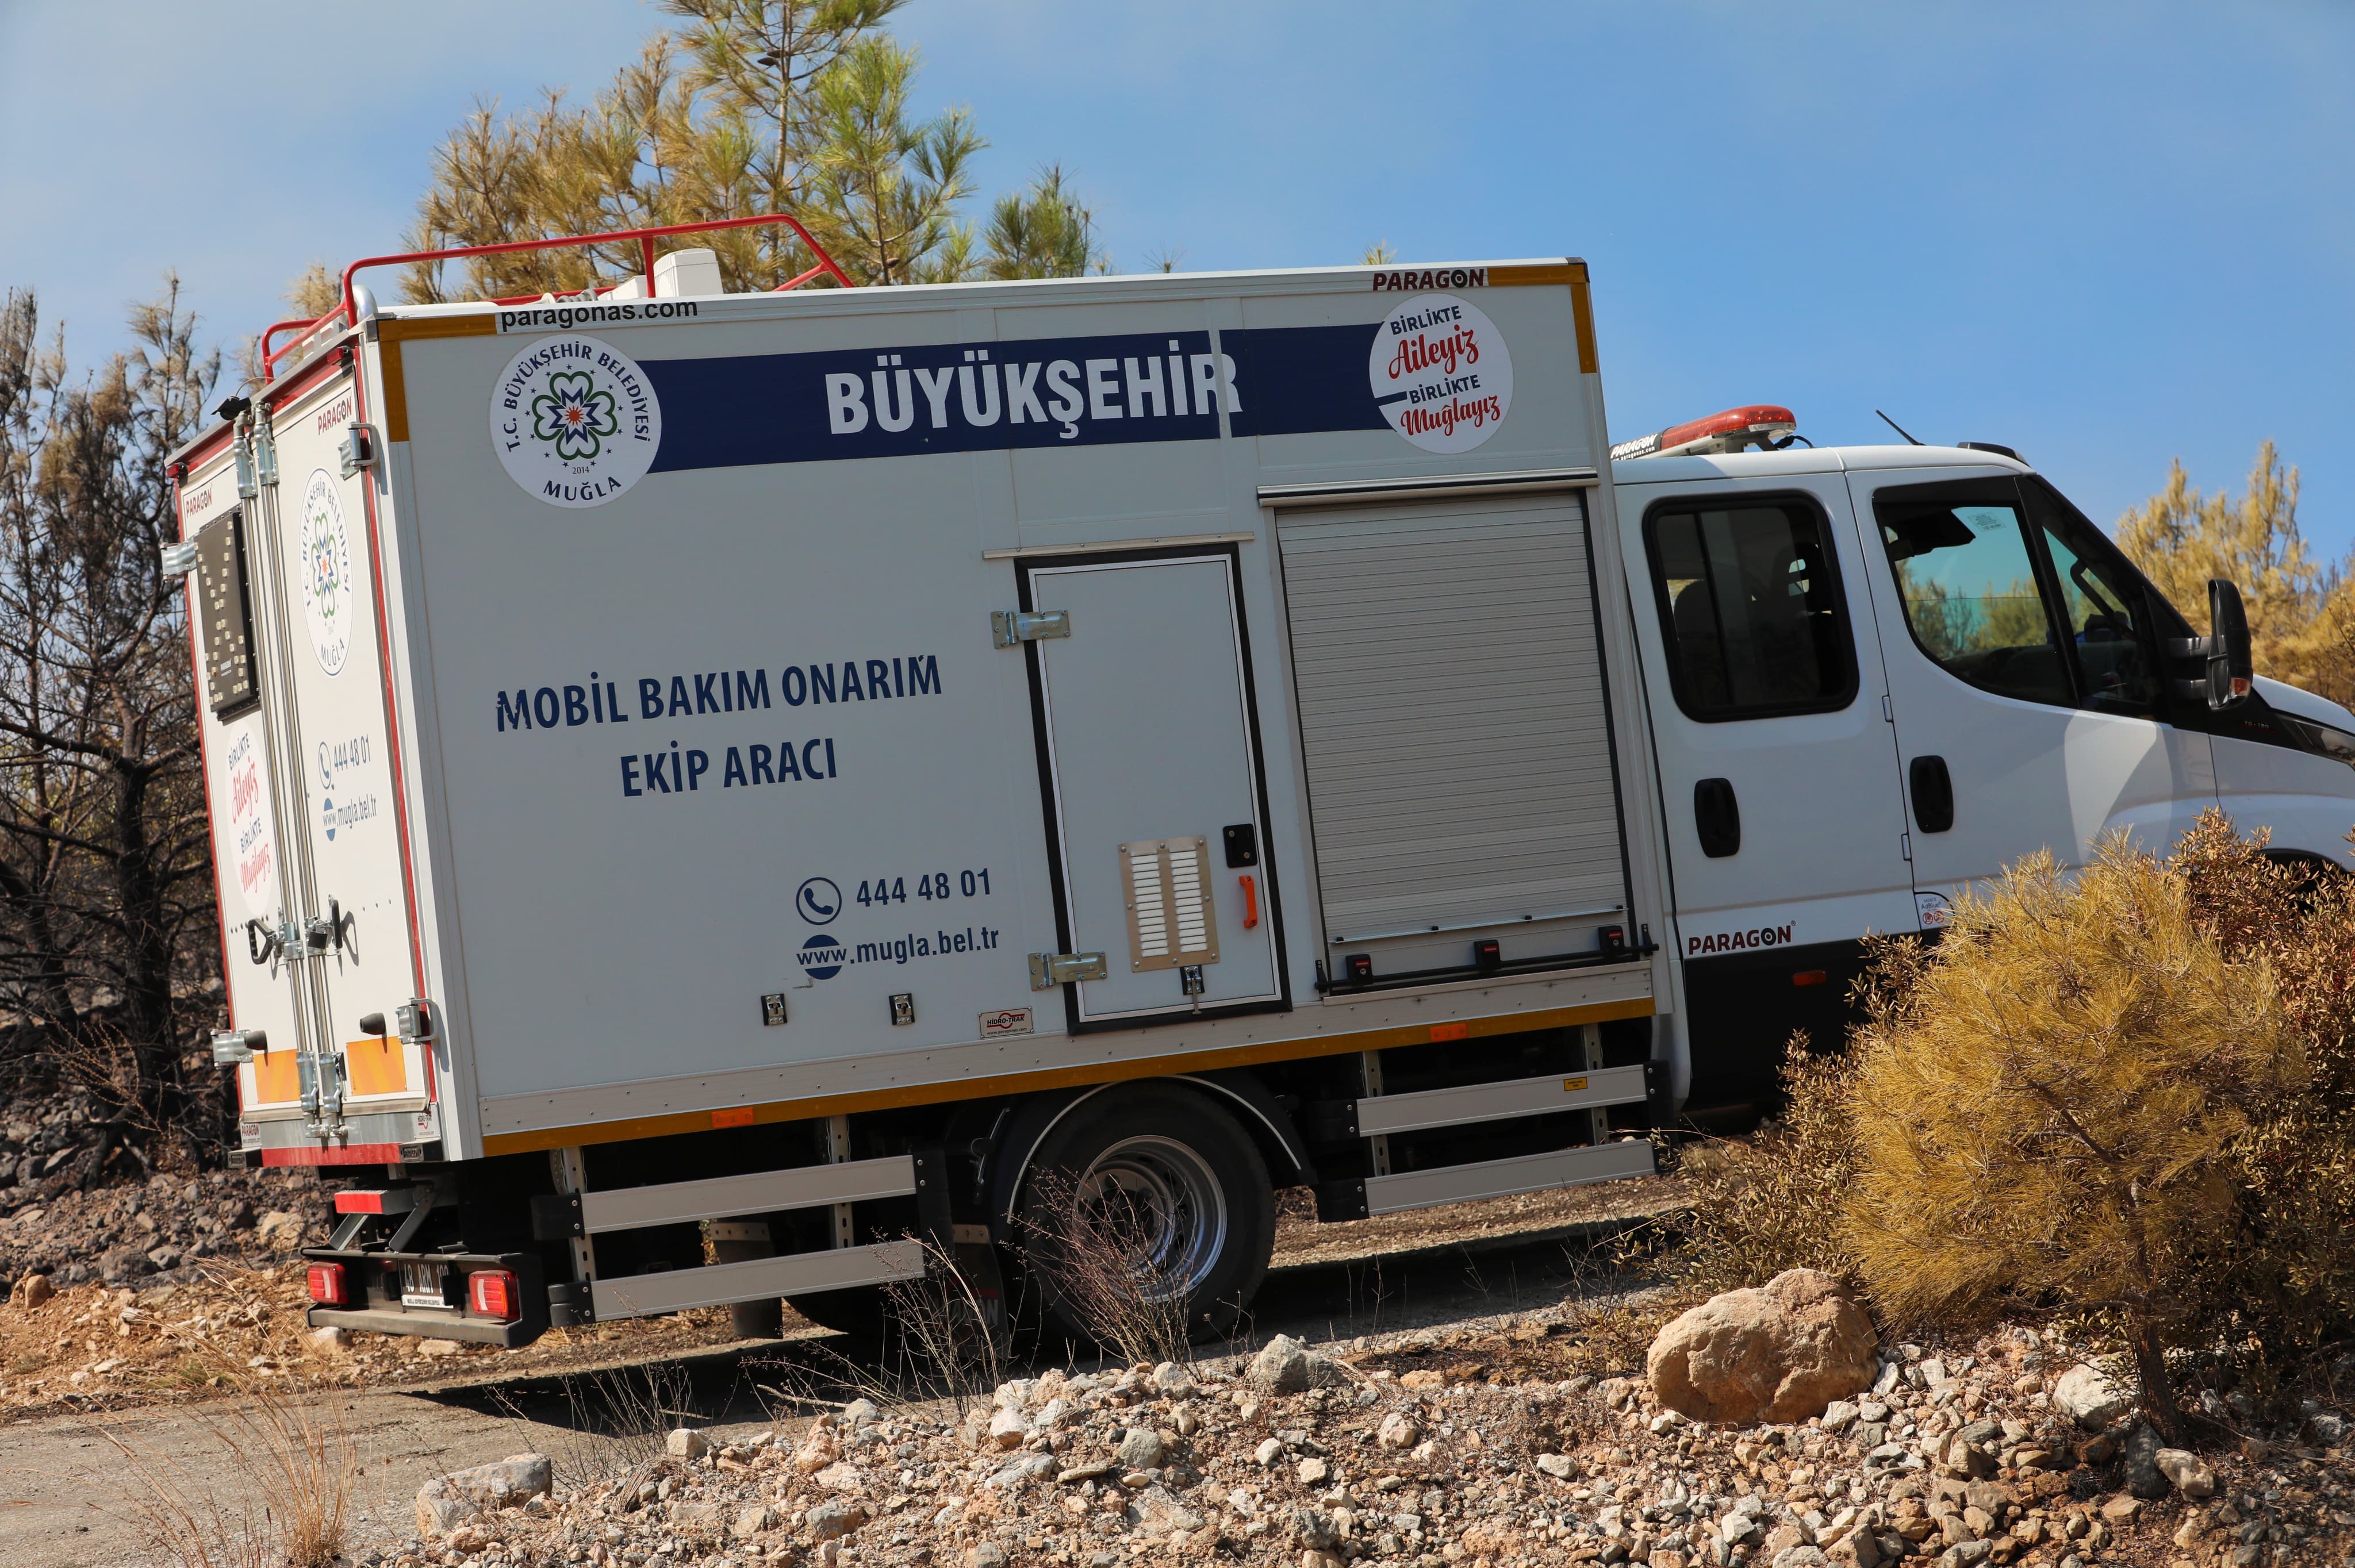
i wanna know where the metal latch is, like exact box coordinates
[1029,950,1108,990]
[339,422,381,479]
[992,609,1071,648]
[210,1029,267,1066]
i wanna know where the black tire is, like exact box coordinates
[1013,1081,1274,1348]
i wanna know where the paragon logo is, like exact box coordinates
[490,334,662,507]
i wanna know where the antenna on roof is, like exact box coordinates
[1875,409,1924,446]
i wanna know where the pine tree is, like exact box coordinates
[2115,444,2355,704]
[394,3,1106,302]
[1839,841,2304,1440]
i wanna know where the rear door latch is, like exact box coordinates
[1029,950,1108,989]
[992,609,1071,647]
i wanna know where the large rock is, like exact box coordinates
[415,1454,551,1537]
[1248,1333,1349,1394]
[2052,1364,2130,1429]
[2154,1447,2216,1497]
[7,1273,54,1310]
[1645,1269,1878,1425]
[1249,1335,1312,1394]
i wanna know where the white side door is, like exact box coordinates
[1621,473,1918,956]
[1848,466,2216,900]
[1029,552,1282,1025]
[1618,472,1916,1106]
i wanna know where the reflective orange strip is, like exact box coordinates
[1565,261,1600,375]
[1487,262,1583,287]
[478,996,1656,1158]
[251,1049,300,1106]
[344,1037,408,1097]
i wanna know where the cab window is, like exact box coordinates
[2024,480,2165,715]
[1643,497,1858,721]
[1874,484,2073,706]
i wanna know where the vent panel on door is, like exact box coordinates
[1121,837,1219,971]
[1277,491,1627,946]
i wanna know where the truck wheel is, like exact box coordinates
[1014,1082,1274,1348]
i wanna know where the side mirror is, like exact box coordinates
[2206,579,2253,710]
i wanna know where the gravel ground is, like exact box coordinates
[345,1309,2353,1568]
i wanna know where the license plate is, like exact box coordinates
[400,1260,450,1309]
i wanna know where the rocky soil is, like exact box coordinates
[0,1079,341,1291]
[356,1302,2355,1568]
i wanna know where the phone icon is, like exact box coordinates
[796,877,842,925]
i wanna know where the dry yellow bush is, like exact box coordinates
[1836,839,2304,1438]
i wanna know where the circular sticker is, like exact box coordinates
[298,468,354,676]
[490,335,662,506]
[1368,293,1513,454]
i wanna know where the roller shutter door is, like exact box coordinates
[1276,489,1627,961]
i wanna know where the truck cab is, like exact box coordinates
[1612,418,2355,1118]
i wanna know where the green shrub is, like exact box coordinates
[1674,813,2355,1439]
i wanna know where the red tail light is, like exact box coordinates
[468,1268,520,1322]
[306,1262,349,1306]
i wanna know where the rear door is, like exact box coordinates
[1849,466,2216,899]
[1026,550,1282,1025]
[261,375,426,1116]
[1618,471,1916,1103]
[182,464,312,1117]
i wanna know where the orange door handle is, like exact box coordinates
[1240,874,1259,929]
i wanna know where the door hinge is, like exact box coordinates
[1901,831,1912,862]
[992,608,1071,648]
[1882,693,1894,724]
[1029,950,1108,990]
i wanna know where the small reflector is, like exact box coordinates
[712,1107,755,1129]
[468,1269,521,1322]
[1430,1021,1470,1043]
[305,1262,349,1306]
[1792,970,1829,987]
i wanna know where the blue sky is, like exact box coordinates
[4,1,2349,552]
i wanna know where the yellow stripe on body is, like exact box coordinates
[478,996,1656,1158]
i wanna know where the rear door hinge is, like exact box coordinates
[1882,693,1894,723]
[992,609,1071,647]
[1901,831,1913,862]
[1028,950,1108,990]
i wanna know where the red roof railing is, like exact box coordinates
[263,213,852,379]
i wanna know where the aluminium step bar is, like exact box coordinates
[528,1150,948,1325]
[1312,1057,1666,1221]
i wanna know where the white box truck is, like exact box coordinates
[167,222,2355,1345]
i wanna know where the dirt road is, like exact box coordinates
[0,1180,1679,1566]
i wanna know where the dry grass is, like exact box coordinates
[763,1235,1008,1419]
[1015,1169,1195,1367]
[96,1347,355,1568]
[1670,1043,1859,1297]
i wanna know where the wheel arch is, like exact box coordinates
[983,1072,1312,1244]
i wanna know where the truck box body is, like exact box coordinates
[175,241,2355,1342]
[177,260,1674,1192]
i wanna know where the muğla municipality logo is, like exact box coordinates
[490,334,662,506]
[299,468,353,676]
